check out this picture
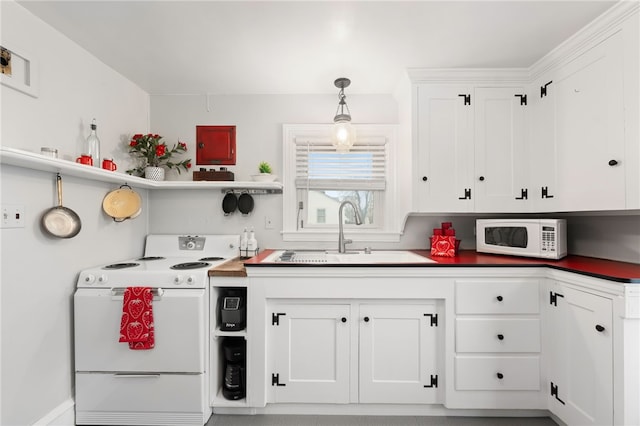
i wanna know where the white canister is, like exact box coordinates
[41,147,58,158]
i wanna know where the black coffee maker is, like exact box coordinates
[222,338,246,400]
[219,289,246,331]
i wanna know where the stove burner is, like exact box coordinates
[103,262,140,270]
[137,256,166,261]
[170,262,211,270]
[199,256,224,261]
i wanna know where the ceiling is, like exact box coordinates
[17,0,617,95]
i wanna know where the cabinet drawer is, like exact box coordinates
[455,356,540,390]
[456,318,540,353]
[455,280,539,314]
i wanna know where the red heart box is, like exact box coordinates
[430,235,459,257]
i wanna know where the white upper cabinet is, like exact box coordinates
[553,30,626,211]
[410,2,638,213]
[474,87,529,212]
[413,83,529,213]
[414,85,474,213]
[528,72,560,211]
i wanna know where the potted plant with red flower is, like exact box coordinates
[126,133,191,180]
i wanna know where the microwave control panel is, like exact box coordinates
[541,226,556,253]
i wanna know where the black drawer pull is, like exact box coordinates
[364,316,370,322]
[608,159,618,166]
[595,324,605,332]
[422,176,428,181]
[341,317,347,323]
[497,334,504,341]
[496,295,503,302]
[497,372,504,380]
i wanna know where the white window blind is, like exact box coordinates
[294,137,387,190]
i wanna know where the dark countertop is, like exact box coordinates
[213,250,640,283]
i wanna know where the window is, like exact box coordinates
[282,124,401,243]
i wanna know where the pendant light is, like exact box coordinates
[332,77,355,152]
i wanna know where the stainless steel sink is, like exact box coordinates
[261,250,436,264]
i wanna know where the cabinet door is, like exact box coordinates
[196,125,236,165]
[553,32,625,211]
[474,87,529,212]
[529,75,560,211]
[359,304,441,404]
[268,304,350,403]
[546,283,613,425]
[414,85,474,212]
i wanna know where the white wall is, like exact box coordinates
[0,2,150,425]
[149,94,640,262]
[148,93,401,250]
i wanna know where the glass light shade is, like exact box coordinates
[332,120,355,152]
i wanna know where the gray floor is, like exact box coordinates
[206,415,558,426]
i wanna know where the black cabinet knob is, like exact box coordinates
[595,324,605,332]
[422,176,428,181]
[496,295,503,302]
[479,176,485,181]
[341,317,347,323]
[497,373,504,379]
[497,334,504,341]
[364,316,370,322]
[608,159,618,166]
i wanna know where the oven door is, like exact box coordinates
[74,288,206,373]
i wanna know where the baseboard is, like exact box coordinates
[32,398,74,426]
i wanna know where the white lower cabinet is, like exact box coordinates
[267,301,442,404]
[448,278,545,409]
[269,304,351,404]
[359,304,441,404]
[245,268,637,424]
[545,281,613,426]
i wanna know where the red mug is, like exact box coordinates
[76,155,93,166]
[102,159,117,171]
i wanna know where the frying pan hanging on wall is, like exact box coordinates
[222,191,237,216]
[238,192,254,215]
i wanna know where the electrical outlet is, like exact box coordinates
[1,205,25,228]
[265,216,274,230]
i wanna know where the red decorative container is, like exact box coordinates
[430,235,461,257]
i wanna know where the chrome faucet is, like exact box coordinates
[338,201,363,253]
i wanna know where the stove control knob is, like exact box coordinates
[97,274,108,284]
[83,274,95,284]
[173,275,184,285]
[186,240,196,250]
[186,275,196,285]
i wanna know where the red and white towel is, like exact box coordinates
[119,287,155,350]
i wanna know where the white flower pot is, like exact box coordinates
[144,166,165,181]
[251,173,277,182]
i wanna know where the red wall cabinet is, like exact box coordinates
[196,125,236,165]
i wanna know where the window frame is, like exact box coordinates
[282,124,401,243]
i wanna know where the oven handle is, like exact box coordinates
[113,374,161,379]
[110,288,165,298]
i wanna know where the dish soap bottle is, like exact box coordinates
[84,118,101,167]
[248,227,258,254]
[240,228,248,256]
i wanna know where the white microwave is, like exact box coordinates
[476,219,567,260]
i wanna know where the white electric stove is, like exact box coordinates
[74,234,239,426]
